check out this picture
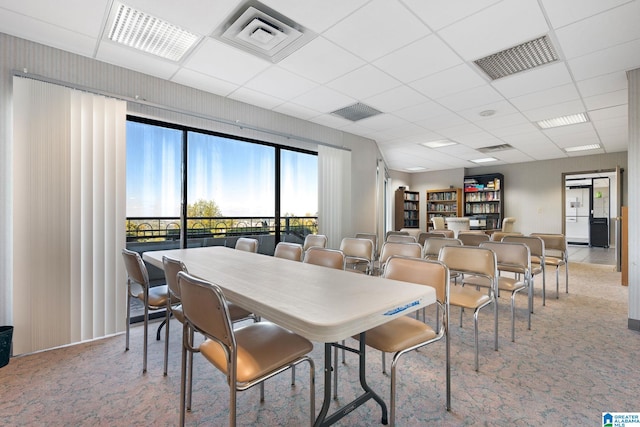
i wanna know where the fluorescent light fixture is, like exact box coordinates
[405,166,427,172]
[471,157,497,164]
[108,3,199,61]
[536,113,588,129]
[420,140,457,149]
[564,144,601,153]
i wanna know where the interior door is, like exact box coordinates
[565,184,591,244]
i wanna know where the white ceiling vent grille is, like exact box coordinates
[474,35,558,80]
[477,144,514,154]
[213,1,317,63]
[331,103,383,122]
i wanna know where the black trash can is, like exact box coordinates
[0,325,13,368]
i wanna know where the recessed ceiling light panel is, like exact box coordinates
[471,157,497,164]
[107,3,199,61]
[420,140,457,148]
[564,144,601,153]
[537,113,589,129]
[474,35,558,80]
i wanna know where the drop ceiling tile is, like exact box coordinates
[521,99,586,122]
[393,101,451,122]
[541,121,594,137]
[272,102,320,121]
[228,87,285,110]
[278,37,365,84]
[354,114,410,132]
[403,0,502,31]
[172,68,238,97]
[457,100,518,124]
[96,42,179,79]
[437,85,504,111]
[546,130,601,148]
[184,39,271,85]
[510,84,581,112]
[243,66,318,100]
[291,86,355,113]
[410,63,486,99]
[373,35,462,83]
[576,72,628,98]
[589,105,627,121]
[568,38,640,81]
[583,90,628,111]
[364,86,430,113]
[0,0,109,38]
[489,122,540,138]
[327,65,401,100]
[0,8,98,56]
[415,113,469,130]
[491,149,534,163]
[375,123,430,140]
[434,123,484,139]
[322,0,430,62]
[454,133,505,149]
[437,0,549,61]
[540,0,631,28]
[492,62,573,98]
[555,1,640,59]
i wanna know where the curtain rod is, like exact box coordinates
[12,69,351,152]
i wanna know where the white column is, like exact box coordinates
[628,68,640,330]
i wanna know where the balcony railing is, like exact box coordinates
[126,216,318,243]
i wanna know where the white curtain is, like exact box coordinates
[12,77,126,354]
[318,145,351,249]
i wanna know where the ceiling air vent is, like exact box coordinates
[474,35,558,80]
[331,103,383,122]
[212,1,316,63]
[477,144,514,154]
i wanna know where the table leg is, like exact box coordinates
[314,333,388,426]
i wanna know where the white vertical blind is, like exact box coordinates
[318,145,351,249]
[12,77,126,354]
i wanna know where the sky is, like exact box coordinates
[126,121,317,218]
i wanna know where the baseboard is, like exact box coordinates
[628,318,640,332]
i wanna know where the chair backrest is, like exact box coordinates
[303,234,327,252]
[162,256,188,299]
[385,230,409,241]
[431,216,446,230]
[122,248,149,286]
[274,242,303,261]
[423,237,462,260]
[379,242,423,264]
[479,241,530,275]
[178,271,235,349]
[438,245,497,282]
[458,232,490,246]
[502,235,545,259]
[418,232,446,246]
[530,233,567,259]
[235,237,259,253]
[303,247,345,270]
[501,217,516,232]
[490,231,522,241]
[384,256,449,305]
[355,232,378,257]
[339,237,374,261]
[386,234,417,244]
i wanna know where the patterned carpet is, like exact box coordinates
[0,262,637,426]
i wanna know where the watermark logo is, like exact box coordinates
[603,412,640,427]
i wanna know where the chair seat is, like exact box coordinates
[357,316,436,353]
[449,285,491,309]
[542,257,566,267]
[200,322,313,384]
[496,277,526,292]
[171,304,185,324]
[135,284,169,308]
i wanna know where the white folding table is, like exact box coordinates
[143,246,437,426]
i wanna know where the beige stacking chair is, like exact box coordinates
[423,237,462,261]
[177,271,315,427]
[417,231,446,246]
[438,245,498,371]
[531,233,569,298]
[122,248,170,374]
[386,234,417,244]
[273,241,303,262]
[357,256,451,425]
[355,232,378,260]
[431,216,446,231]
[469,242,531,342]
[385,230,410,241]
[235,237,259,253]
[501,217,516,232]
[490,231,522,241]
[302,234,327,252]
[374,241,423,276]
[340,237,374,274]
[502,235,546,308]
[457,231,490,246]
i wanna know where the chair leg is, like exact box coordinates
[389,355,400,427]
[511,293,516,342]
[163,304,171,376]
[333,345,338,399]
[179,325,187,427]
[541,265,547,306]
[381,352,386,374]
[556,267,560,299]
[125,291,131,351]
[156,318,166,341]
[473,309,480,372]
[143,295,149,374]
[565,262,569,293]
[187,327,194,411]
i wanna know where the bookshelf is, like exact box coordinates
[463,173,504,230]
[394,188,420,229]
[426,188,463,230]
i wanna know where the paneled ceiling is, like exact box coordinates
[1,0,638,172]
